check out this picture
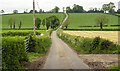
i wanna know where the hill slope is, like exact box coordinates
[68,13,118,27]
[2,13,65,28]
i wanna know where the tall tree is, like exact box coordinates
[72,4,84,13]
[24,9,28,13]
[13,10,18,14]
[117,9,120,14]
[108,2,115,10]
[102,2,115,14]
[8,18,13,29]
[52,6,60,13]
[66,6,72,13]
[42,16,60,30]
[8,17,17,29]
[39,9,43,13]
[13,18,17,29]
[19,21,22,30]
[35,18,41,29]
[49,16,60,29]
[42,18,50,30]
[95,14,109,29]
[0,10,4,13]
[29,10,37,13]
[102,4,109,13]
[63,7,65,13]
[109,9,115,14]
[108,2,115,14]
[55,6,60,13]
[62,19,70,29]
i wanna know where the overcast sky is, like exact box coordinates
[0,0,119,14]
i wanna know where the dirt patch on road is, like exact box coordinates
[21,48,51,69]
[21,56,46,69]
[79,54,118,69]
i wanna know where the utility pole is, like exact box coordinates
[50,19,51,29]
[33,0,36,36]
[45,18,47,30]
[45,18,48,34]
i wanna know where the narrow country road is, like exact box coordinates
[43,13,90,69]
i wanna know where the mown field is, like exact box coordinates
[63,31,119,44]
[66,13,119,30]
[69,13,118,27]
[2,13,65,29]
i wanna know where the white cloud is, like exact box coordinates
[0,0,119,13]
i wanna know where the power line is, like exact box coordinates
[36,0,40,10]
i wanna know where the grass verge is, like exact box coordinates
[27,52,44,62]
[57,29,120,54]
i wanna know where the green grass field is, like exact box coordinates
[2,13,65,29]
[68,13,118,27]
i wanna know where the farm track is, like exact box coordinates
[43,13,90,69]
[43,31,90,69]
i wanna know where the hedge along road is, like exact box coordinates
[43,13,90,69]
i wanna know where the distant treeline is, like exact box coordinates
[1,2,119,15]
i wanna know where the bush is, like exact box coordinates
[89,37,101,53]
[100,40,113,50]
[2,37,28,69]
[2,31,41,37]
[26,35,51,54]
[79,38,92,53]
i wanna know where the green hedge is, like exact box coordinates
[57,30,120,54]
[2,37,28,70]
[2,31,41,36]
[26,35,51,54]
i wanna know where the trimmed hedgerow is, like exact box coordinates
[2,37,28,70]
[25,35,51,54]
[57,29,120,54]
[2,31,41,37]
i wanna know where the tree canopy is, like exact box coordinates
[102,4,109,13]
[66,6,73,13]
[49,6,60,13]
[102,2,115,14]
[35,18,41,29]
[42,16,60,30]
[88,8,104,13]
[62,19,70,29]
[8,17,17,29]
[117,9,120,14]
[72,4,84,13]
[29,10,37,13]
[13,10,18,14]
[0,10,4,13]
[66,4,84,13]
[95,14,109,29]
